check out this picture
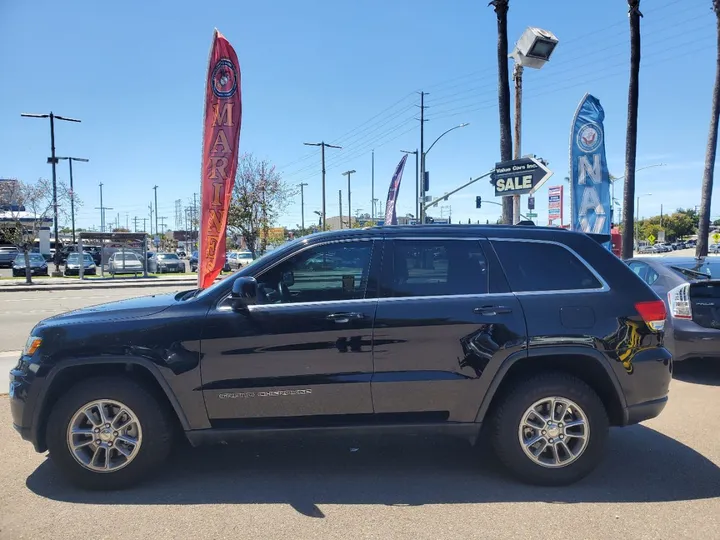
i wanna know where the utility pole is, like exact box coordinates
[95,182,112,233]
[371,150,375,220]
[126,213,129,231]
[142,218,147,232]
[149,203,154,235]
[57,156,89,245]
[512,62,523,224]
[21,111,81,275]
[153,185,159,237]
[417,92,428,224]
[298,182,308,230]
[133,216,139,232]
[338,190,343,229]
[159,216,167,232]
[304,141,342,231]
[342,170,356,228]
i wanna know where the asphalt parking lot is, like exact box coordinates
[1,362,719,540]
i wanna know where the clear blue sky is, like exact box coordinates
[1,0,718,231]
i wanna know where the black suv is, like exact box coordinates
[9,225,671,489]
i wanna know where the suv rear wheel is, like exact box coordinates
[490,372,609,486]
[46,376,173,490]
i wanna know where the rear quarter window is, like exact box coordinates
[492,240,602,292]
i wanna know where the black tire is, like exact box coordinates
[490,372,609,486]
[46,376,174,490]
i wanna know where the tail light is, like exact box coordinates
[667,283,692,320]
[635,300,667,331]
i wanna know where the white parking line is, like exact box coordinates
[0,350,21,358]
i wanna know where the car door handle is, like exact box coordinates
[326,312,365,323]
[473,305,512,316]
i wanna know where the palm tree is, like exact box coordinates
[490,0,513,224]
[697,0,720,258]
[621,0,643,259]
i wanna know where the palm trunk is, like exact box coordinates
[697,1,720,258]
[490,0,514,224]
[621,1,643,260]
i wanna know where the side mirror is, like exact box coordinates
[230,277,258,311]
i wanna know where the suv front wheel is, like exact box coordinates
[491,372,609,486]
[46,376,173,490]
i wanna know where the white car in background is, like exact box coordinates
[108,252,144,276]
[229,250,254,270]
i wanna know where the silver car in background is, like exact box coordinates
[108,252,144,276]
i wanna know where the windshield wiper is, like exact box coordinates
[670,265,711,280]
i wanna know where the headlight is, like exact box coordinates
[23,335,42,356]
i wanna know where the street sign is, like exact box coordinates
[647,234,656,244]
[713,233,720,244]
[491,156,553,197]
[526,211,537,219]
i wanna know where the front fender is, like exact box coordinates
[30,356,200,452]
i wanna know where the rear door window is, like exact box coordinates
[381,239,488,297]
[492,240,603,292]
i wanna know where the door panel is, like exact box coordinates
[201,300,377,419]
[370,238,527,422]
[200,239,378,422]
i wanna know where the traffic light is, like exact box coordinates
[476,196,482,209]
[528,196,535,210]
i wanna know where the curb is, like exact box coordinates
[0,280,199,293]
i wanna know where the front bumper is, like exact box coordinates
[8,355,46,452]
[665,318,720,362]
[12,268,48,276]
[64,267,97,275]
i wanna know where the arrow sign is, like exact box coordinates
[491,156,553,197]
[528,157,553,195]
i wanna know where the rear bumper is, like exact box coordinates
[624,396,667,425]
[666,319,720,362]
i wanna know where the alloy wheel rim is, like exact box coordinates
[66,399,143,473]
[518,396,589,468]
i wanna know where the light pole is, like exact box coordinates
[401,150,419,221]
[509,27,559,223]
[57,156,89,246]
[21,111,81,275]
[420,123,470,223]
[610,163,665,224]
[313,210,323,228]
[304,141,342,231]
[298,182,308,230]
[342,170,355,228]
[153,185,159,246]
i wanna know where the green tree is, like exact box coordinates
[228,153,294,257]
[697,0,720,257]
[0,178,73,283]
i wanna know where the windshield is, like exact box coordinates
[115,253,139,261]
[67,253,93,263]
[238,253,253,259]
[15,253,45,263]
[158,254,179,260]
